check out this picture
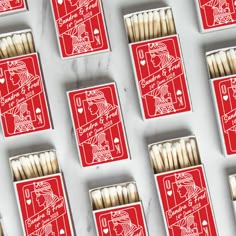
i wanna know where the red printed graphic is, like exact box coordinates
[156,166,218,236]
[0,0,26,14]
[0,54,52,137]
[131,35,191,119]
[15,175,73,236]
[197,0,236,30]
[94,203,148,236]
[213,76,236,155]
[50,0,109,58]
[68,83,129,167]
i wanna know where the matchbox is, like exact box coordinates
[148,136,218,236]
[124,7,192,120]
[195,0,236,32]
[0,0,27,16]
[89,182,149,236]
[67,82,129,168]
[50,0,110,59]
[0,29,53,137]
[10,150,75,236]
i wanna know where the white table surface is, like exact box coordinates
[0,0,236,235]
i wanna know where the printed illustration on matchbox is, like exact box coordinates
[16,175,73,236]
[51,0,109,58]
[0,55,51,137]
[68,84,129,167]
[156,167,218,236]
[198,0,236,30]
[95,204,147,236]
[0,0,26,13]
[213,77,236,155]
[131,36,191,119]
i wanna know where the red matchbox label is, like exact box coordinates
[0,0,26,15]
[50,0,109,58]
[131,35,191,119]
[15,175,73,236]
[212,76,236,155]
[94,203,148,236]
[0,54,52,137]
[197,0,236,31]
[156,166,218,236]
[68,83,129,167]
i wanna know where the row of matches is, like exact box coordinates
[91,183,139,210]
[149,138,200,174]
[207,49,236,78]
[0,32,35,59]
[229,175,236,201]
[125,8,176,43]
[11,151,59,181]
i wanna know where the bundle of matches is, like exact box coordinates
[0,32,35,59]
[10,150,59,181]
[90,183,139,210]
[149,137,200,174]
[206,48,236,78]
[125,8,176,43]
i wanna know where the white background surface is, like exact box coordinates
[0,0,236,235]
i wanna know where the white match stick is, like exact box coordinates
[26,32,35,53]
[15,160,26,180]
[161,147,170,171]
[160,9,168,36]
[210,54,220,78]
[92,190,104,210]
[21,33,30,54]
[149,149,158,173]
[226,50,235,74]
[34,154,43,176]
[0,39,9,58]
[44,152,53,175]
[29,155,39,177]
[125,17,135,43]
[207,55,216,78]
[49,151,59,173]
[219,51,231,76]
[166,9,176,35]
[138,13,145,41]
[116,185,124,205]
[175,142,185,168]
[153,10,161,38]
[2,38,13,57]
[39,153,49,176]
[230,176,236,200]
[171,145,179,170]
[190,139,200,165]
[6,36,17,56]
[165,143,174,171]
[109,187,119,207]
[152,145,165,172]
[230,49,236,74]
[122,186,129,204]
[0,48,4,59]
[127,183,139,202]
[143,12,149,40]
[19,156,33,179]
[148,11,154,39]
[11,160,22,181]
[180,139,190,167]
[186,142,195,166]
[101,188,112,208]
[132,14,140,42]
[215,52,226,77]
[12,34,25,55]
[0,223,2,236]
[25,156,36,178]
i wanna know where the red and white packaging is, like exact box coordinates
[124,7,192,120]
[67,82,129,167]
[148,136,218,236]
[0,29,52,138]
[0,0,27,16]
[89,182,149,236]
[50,0,110,59]
[10,150,75,236]
[195,0,236,32]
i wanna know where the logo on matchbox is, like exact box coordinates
[15,175,73,236]
[131,35,191,119]
[197,0,236,31]
[213,76,236,155]
[0,54,52,137]
[0,0,26,14]
[156,166,218,236]
[50,0,109,58]
[68,83,129,167]
[94,203,147,236]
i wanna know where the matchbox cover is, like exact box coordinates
[155,166,218,236]
[50,0,110,59]
[130,35,192,120]
[0,53,52,137]
[93,203,148,236]
[196,0,236,32]
[14,174,74,236]
[67,83,129,167]
[0,0,27,16]
[211,75,236,156]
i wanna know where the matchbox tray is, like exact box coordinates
[0,0,27,16]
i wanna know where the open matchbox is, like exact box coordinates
[195,0,236,33]
[50,0,110,59]
[207,47,236,157]
[124,7,192,120]
[10,149,75,236]
[67,82,130,168]
[0,29,53,138]
[0,0,27,16]
[148,135,218,236]
[89,182,149,236]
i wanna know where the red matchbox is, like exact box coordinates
[0,0,27,16]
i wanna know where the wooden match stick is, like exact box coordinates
[165,143,174,171]
[148,11,154,39]
[127,183,139,202]
[166,9,176,35]
[0,39,9,58]
[210,54,220,78]
[44,152,53,175]
[219,51,231,76]
[161,147,170,171]
[39,153,49,176]
[132,14,140,42]
[153,10,161,38]
[175,142,185,168]
[12,34,25,55]
[230,49,236,74]
[186,142,195,166]
[226,50,236,74]
[26,32,35,53]
[215,53,226,77]
[0,48,4,59]
[29,155,39,177]
[149,149,158,173]
[92,190,104,210]
[19,156,33,179]
[116,185,124,205]
[34,154,43,176]
[11,160,22,181]
[0,223,2,236]
[101,188,112,208]
[138,13,145,41]
[207,55,216,78]
[21,33,30,54]
[49,151,59,173]
[190,139,200,165]
[2,38,13,57]
[122,186,129,204]
[230,176,236,200]
[6,36,17,56]
[160,9,168,36]
[143,12,149,40]
[152,145,165,173]
[171,145,179,170]
[15,160,26,180]
[109,187,119,207]
[180,139,190,167]
[125,17,135,43]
